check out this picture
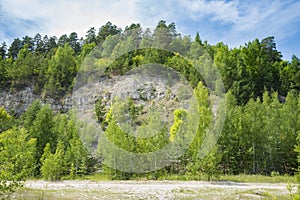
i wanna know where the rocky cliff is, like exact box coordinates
[0,87,72,116]
[1,65,193,118]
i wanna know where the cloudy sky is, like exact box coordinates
[0,0,299,60]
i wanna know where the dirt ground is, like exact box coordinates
[11,180,297,199]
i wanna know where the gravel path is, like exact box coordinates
[16,180,296,199]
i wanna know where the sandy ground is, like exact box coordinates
[11,180,295,199]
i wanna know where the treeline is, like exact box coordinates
[0,102,90,182]
[0,21,122,99]
[0,20,299,103]
[219,91,300,175]
[1,20,300,186]
[1,85,300,183]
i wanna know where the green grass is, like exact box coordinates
[158,174,211,181]
[27,173,297,183]
[219,174,297,183]
[151,173,297,183]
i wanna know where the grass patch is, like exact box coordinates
[28,173,297,183]
[158,173,219,181]
[219,174,297,183]
[66,173,297,183]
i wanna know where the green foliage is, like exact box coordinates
[29,105,56,169]
[219,91,300,175]
[0,127,36,195]
[41,141,65,181]
[219,174,296,183]
[7,45,37,88]
[44,43,77,98]
[97,21,121,45]
[170,109,187,142]
[188,147,221,181]
[0,107,13,132]
[65,138,88,177]
[0,127,36,179]
[95,98,106,125]
[21,100,42,130]
[185,82,220,178]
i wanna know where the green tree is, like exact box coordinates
[65,138,88,177]
[153,20,176,49]
[294,130,300,199]
[0,127,36,194]
[282,55,300,92]
[97,22,121,45]
[7,38,22,59]
[214,44,238,91]
[43,35,57,53]
[41,141,65,181]
[69,32,81,54]
[57,34,69,47]
[21,100,42,130]
[99,108,130,179]
[29,105,56,171]
[0,42,7,59]
[101,34,120,59]
[95,98,106,125]
[85,27,97,44]
[81,42,96,60]
[0,107,13,132]
[170,35,191,56]
[170,109,187,142]
[7,44,40,88]
[195,32,203,46]
[261,36,282,63]
[189,146,220,181]
[53,112,90,177]
[0,57,12,89]
[218,91,240,174]
[187,82,218,177]
[44,43,77,98]
[22,36,34,52]
[34,33,45,54]
[277,92,299,173]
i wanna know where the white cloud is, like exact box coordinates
[134,0,178,28]
[171,0,300,55]
[178,0,239,24]
[0,0,139,38]
[0,0,299,59]
[219,0,300,47]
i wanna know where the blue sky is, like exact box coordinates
[0,0,299,60]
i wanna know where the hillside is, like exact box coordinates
[1,20,300,195]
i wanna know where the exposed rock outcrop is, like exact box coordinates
[0,66,193,118]
[0,87,72,116]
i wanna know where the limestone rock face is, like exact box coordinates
[72,68,193,125]
[0,66,193,117]
[0,87,72,116]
